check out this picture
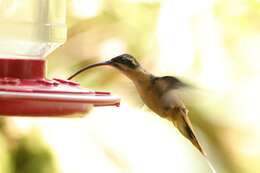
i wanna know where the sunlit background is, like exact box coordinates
[1,0,260,172]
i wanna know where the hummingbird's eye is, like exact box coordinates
[119,58,135,68]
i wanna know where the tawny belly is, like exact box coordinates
[138,88,167,117]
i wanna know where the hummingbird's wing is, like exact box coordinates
[151,76,192,98]
[151,76,190,91]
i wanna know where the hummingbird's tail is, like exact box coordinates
[170,107,217,172]
[172,107,206,156]
[205,158,217,173]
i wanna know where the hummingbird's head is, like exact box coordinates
[67,53,143,80]
[108,54,140,71]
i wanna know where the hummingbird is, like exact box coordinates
[68,54,205,156]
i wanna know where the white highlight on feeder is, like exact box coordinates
[0,0,19,16]
[72,0,102,18]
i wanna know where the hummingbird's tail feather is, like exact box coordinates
[169,107,217,172]
[172,107,206,156]
[205,158,217,173]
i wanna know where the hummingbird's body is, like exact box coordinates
[117,63,204,155]
[68,54,204,155]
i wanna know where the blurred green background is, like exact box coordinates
[1,0,260,172]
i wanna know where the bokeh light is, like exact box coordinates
[71,0,102,19]
[99,38,126,59]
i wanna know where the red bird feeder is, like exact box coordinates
[0,1,120,117]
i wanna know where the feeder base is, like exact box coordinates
[0,59,120,117]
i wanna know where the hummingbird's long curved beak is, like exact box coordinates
[67,60,112,80]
